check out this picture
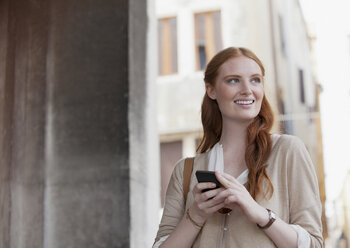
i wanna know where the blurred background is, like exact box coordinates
[0,0,349,247]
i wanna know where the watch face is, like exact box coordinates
[270,211,276,220]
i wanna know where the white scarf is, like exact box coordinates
[207,142,249,185]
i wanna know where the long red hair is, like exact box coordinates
[197,47,274,200]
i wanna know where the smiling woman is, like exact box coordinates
[153,47,323,248]
[205,55,264,127]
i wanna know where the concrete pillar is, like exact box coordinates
[0,1,48,247]
[129,0,160,246]
[44,0,131,247]
[0,1,13,247]
[0,0,159,247]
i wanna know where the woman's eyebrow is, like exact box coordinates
[223,73,262,79]
[223,74,242,79]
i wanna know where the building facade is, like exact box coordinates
[327,171,350,247]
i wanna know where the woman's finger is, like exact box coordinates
[207,202,226,214]
[214,188,237,199]
[215,171,235,188]
[203,188,226,203]
[225,195,237,204]
[199,186,221,198]
[193,184,224,204]
[199,199,226,213]
[216,171,243,189]
[193,182,217,194]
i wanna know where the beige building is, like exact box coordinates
[327,171,350,247]
[156,0,327,237]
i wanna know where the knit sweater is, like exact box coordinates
[154,134,323,247]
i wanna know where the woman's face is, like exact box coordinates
[206,56,264,124]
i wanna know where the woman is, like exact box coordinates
[153,47,323,247]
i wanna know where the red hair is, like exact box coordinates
[197,47,274,200]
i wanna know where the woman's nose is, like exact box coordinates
[240,80,252,95]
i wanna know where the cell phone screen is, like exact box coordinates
[195,170,221,192]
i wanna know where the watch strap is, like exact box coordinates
[257,208,276,229]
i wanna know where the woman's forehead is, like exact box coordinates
[218,56,262,76]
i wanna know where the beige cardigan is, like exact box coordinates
[154,134,323,247]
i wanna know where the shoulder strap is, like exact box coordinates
[183,157,194,204]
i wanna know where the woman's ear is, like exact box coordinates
[205,83,216,100]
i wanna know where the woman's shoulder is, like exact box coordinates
[268,134,316,180]
[271,133,305,151]
[172,152,208,176]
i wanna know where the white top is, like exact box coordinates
[207,142,249,184]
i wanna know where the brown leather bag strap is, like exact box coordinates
[183,157,194,204]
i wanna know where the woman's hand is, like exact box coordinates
[215,171,269,226]
[188,182,226,225]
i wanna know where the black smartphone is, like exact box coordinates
[195,170,221,192]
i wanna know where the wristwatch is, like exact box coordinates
[257,208,276,229]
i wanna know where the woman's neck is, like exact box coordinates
[220,119,248,148]
[219,120,249,176]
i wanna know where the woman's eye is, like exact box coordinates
[228,78,239,83]
[251,77,261,83]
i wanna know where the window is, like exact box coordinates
[278,97,294,135]
[299,69,305,104]
[194,11,223,70]
[158,17,178,75]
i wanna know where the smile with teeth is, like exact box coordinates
[234,99,255,105]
